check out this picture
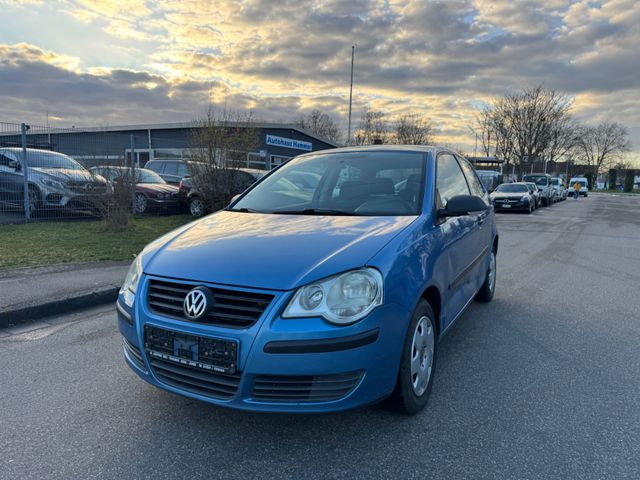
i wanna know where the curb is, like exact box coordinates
[0,287,119,329]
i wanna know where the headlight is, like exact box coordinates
[39,177,65,190]
[121,255,142,295]
[520,196,529,202]
[282,268,383,325]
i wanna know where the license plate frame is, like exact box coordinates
[143,325,238,375]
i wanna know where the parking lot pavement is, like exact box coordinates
[1,193,639,480]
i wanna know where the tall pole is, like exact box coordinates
[347,44,355,144]
[21,123,30,220]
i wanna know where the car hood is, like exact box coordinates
[141,211,417,290]
[30,167,105,184]
[136,183,179,195]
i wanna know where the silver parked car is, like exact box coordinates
[524,182,542,209]
[0,148,109,212]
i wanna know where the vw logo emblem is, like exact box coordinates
[183,287,210,321]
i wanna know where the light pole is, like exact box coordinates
[347,44,355,144]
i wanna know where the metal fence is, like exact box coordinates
[0,121,269,223]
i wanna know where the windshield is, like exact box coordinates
[571,180,587,187]
[231,151,425,216]
[551,178,559,185]
[495,184,528,193]
[523,175,548,187]
[25,151,83,170]
[135,169,165,184]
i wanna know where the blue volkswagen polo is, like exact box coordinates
[117,146,498,415]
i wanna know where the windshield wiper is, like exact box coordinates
[227,207,264,213]
[272,208,357,216]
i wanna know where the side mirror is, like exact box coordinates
[9,160,20,170]
[438,194,488,218]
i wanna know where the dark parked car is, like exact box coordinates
[90,166,184,215]
[144,159,205,185]
[180,167,267,217]
[0,147,108,213]
[490,183,535,213]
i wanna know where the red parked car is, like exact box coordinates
[90,166,184,214]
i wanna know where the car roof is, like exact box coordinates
[299,145,441,156]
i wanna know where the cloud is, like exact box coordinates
[0,0,638,157]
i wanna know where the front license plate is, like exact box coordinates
[143,325,238,375]
[502,204,511,208]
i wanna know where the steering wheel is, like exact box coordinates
[354,197,414,214]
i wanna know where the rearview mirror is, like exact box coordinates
[438,194,488,218]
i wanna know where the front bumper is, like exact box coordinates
[493,200,530,210]
[117,275,411,413]
[146,197,185,212]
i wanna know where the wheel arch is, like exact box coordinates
[420,285,442,338]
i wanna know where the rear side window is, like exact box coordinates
[176,162,188,177]
[146,162,164,174]
[436,153,470,208]
[457,156,486,198]
[162,162,179,176]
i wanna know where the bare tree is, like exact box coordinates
[475,85,574,176]
[297,109,341,143]
[354,109,389,145]
[188,107,260,213]
[393,113,433,145]
[576,122,631,184]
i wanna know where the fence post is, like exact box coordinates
[130,134,136,213]
[21,123,30,220]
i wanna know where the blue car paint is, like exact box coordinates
[118,147,498,412]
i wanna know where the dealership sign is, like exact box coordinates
[266,134,312,151]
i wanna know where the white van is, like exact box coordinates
[568,177,589,197]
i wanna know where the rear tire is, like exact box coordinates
[475,248,496,303]
[387,300,437,415]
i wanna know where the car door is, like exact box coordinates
[436,153,485,329]
[457,155,492,292]
[0,151,24,206]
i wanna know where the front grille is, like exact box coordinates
[68,182,107,194]
[147,279,274,328]
[252,371,364,403]
[149,357,241,399]
[123,338,146,371]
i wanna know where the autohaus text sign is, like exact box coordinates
[266,134,312,151]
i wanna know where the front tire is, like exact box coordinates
[475,248,497,303]
[134,193,148,215]
[388,300,437,415]
[189,196,205,217]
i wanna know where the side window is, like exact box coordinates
[0,154,13,167]
[176,162,188,178]
[457,156,486,198]
[146,162,162,174]
[436,153,470,208]
[163,162,179,176]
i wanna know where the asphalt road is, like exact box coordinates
[1,193,639,479]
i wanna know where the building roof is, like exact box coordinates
[26,121,341,148]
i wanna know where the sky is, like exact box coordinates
[0,0,639,156]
